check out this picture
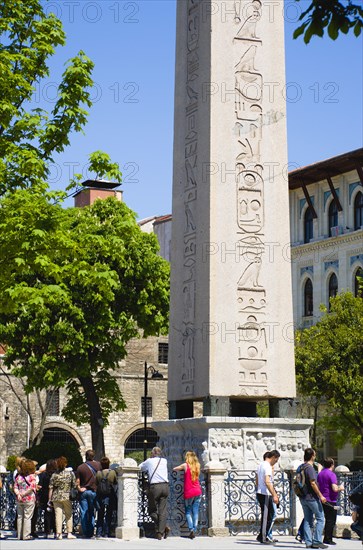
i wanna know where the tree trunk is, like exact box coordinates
[79,376,105,459]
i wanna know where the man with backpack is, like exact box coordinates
[298,448,328,549]
[95,457,117,538]
[75,450,101,538]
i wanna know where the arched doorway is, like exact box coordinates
[41,427,79,446]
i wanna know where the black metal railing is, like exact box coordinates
[137,470,208,537]
[225,469,293,535]
[337,471,363,516]
[0,472,80,534]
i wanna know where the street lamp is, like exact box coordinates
[143,361,164,461]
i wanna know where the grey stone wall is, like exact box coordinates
[0,334,169,469]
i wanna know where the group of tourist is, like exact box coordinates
[5,445,362,543]
[256,447,363,548]
[11,450,117,540]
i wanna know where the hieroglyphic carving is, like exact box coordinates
[234,0,267,393]
[179,0,201,395]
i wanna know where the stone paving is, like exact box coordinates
[0,533,361,550]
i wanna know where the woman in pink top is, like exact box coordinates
[173,451,202,539]
[13,459,37,540]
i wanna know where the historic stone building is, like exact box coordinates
[289,147,363,466]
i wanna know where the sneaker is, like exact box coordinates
[67,533,76,539]
[55,534,62,540]
[312,545,329,549]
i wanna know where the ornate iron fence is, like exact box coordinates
[225,469,294,535]
[137,470,208,537]
[0,472,80,533]
[337,471,363,516]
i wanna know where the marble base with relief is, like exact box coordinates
[153,416,313,471]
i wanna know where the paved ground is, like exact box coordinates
[0,532,362,550]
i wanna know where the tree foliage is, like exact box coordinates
[0,191,170,456]
[295,291,363,448]
[294,1,363,43]
[0,0,121,196]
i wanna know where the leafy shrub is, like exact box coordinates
[23,441,83,470]
[6,455,18,472]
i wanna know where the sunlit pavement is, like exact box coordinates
[0,532,362,550]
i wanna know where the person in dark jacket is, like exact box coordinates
[37,460,57,538]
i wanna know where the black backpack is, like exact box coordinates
[97,470,112,497]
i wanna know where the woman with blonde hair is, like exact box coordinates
[173,451,202,539]
[13,458,37,540]
[48,456,76,540]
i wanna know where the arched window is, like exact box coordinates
[304,207,314,243]
[328,199,338,236]
[354,267,363,297]
[304,279,313,317]
[328,273,338,309]
[124,428,158,458]
[41,427,78,446]
[354,191,363,230]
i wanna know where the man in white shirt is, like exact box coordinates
[256,450,280,545]
[140,447,169,540]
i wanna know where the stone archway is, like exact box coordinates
[40,422,85,448]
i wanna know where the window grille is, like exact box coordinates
[141,396,152,417]
[158,342,169,364]
[46,389,60,416]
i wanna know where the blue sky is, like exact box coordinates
[42,1,363,219]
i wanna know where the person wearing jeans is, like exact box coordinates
[76,450,101,538]
[317,457,344,545]
[173,451,202,539]
[298,448,328,549]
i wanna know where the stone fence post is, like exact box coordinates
[204,460,229,537]
[115,458,140,540]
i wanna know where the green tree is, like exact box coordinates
[295,291,363,449]
[0,0,121,196]
[294,0,363,43]
[0,191,170,458]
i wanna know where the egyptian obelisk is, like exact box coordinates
[154,0,312,474]
[168,0,295,415]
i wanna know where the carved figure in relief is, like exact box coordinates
[183,282,195,323]
[185,203,196,232]
[246,441,258,469]
[182,325,195,371]
[230,440,244,469]
[238,256,262,288]
[234,0,262,40]
[185,158,197,189]
[200,441,210,468]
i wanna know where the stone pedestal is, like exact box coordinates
[204,461,229,537]
[115,459,140,540]
[153,417,313,472]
